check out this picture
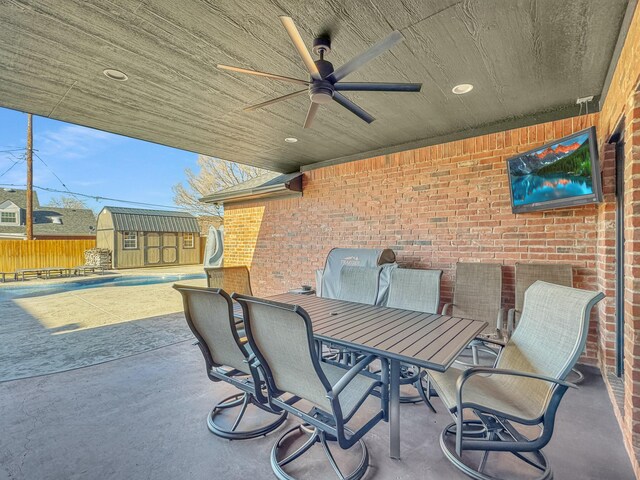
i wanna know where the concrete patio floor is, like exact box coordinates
[0,266,206,381]
[0,338,633,480]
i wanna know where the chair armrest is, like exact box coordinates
[455,367,577,410]
[442,303,453,315]
[475,337,506,348]
[327,354,378,400]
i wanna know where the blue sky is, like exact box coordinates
[0,107,199,212]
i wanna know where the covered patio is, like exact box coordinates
[0,340,633,479]
[2,0,640,479]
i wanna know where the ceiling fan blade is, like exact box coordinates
[333,92,375,124]
[303,102,319,129]
[329,31,404,83]
[243,89,308,111]
[335,82,422,92]
[279,16,322,80]
[217,65,309,86]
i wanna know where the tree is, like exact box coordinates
[46,195,88,209]
[172,155,269,216]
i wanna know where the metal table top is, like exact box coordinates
[235,293,487,373]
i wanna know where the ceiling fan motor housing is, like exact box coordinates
[309,80,334,104]
[310,57,336,104]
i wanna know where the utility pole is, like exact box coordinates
[26,113,33,240]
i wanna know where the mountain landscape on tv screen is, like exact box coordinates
[509,133,594,207]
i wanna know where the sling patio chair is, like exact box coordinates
[234,293,386,480]
[204,266,253,295]
[430,281,604,480]
[508,262,585,383]
[205,266,252,331]
[321,265,383,364]
[335,265,382,305]
[173,284,287,439]
[383,267,443,409]
[507,262,573,336]
[442,262,505,366]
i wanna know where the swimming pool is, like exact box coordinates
[0,273,206,300]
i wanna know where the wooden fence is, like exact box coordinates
[0,239,96,271]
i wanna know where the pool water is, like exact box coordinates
[0,273,206,300]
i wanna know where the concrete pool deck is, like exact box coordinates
[0,265,207,382]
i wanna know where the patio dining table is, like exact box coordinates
[234,292,487,459]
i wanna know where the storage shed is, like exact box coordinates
[96,206,200,268]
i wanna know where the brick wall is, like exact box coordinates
[224,5,640,474]
[225,113,601,363]
[594,2,640,475]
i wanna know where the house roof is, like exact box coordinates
[0,1,633,173]
[0,207,96,237]
[101,206,200,233]
[0,188,40,209]
[200,172,303,205]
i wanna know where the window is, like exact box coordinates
[0,211,17,224]
[183,233,195,249]
[123,231,138,249]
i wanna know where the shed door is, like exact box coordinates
[162,233,178,264]
[145,233,161,265]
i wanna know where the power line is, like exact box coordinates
[0,159,23,179]
[33,152,84,204]
[0,183,186,210]
[0,148,28,153]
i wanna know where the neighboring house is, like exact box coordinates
[96,206,200,268]
[0,188,96,239]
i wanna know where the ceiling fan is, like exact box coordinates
[217,16,422,128]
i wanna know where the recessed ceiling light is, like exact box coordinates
[284,137,298,143]
[103,69,128,82]
[452,83,473,95]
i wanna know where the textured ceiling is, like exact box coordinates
[0,0,630,172]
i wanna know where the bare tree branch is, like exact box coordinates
[172,155,268,217]
[46,195,89,209]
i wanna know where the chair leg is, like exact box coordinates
[271,424,369,480]
[439,419,552,480]
[207,392,287,440]
[414,377,437,413]
[568,367,585,385]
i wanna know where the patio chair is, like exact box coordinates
[430,281,604,480]
[442,262,504,365]
[320,265,382,365]
[173,284,287,439]
[336,265,382,305]
[204,266,252,295]
[508,263,573,336]
[508,262,584,384]
[233,293,386,480]
[384,268,442,409]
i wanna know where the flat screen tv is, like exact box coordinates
[507,126,603,214]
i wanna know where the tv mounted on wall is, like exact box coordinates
[507,126,603,214]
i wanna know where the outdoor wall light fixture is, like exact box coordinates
[103,69,128,82]
[284,137,298,143]
[452,83,473,94]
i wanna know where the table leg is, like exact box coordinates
[390,358,401,459]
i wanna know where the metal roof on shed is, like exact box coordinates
[102,206,199,233]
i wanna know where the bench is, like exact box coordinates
[15,267,72,281]
[74,265,106,276]
[0,272,16,282]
